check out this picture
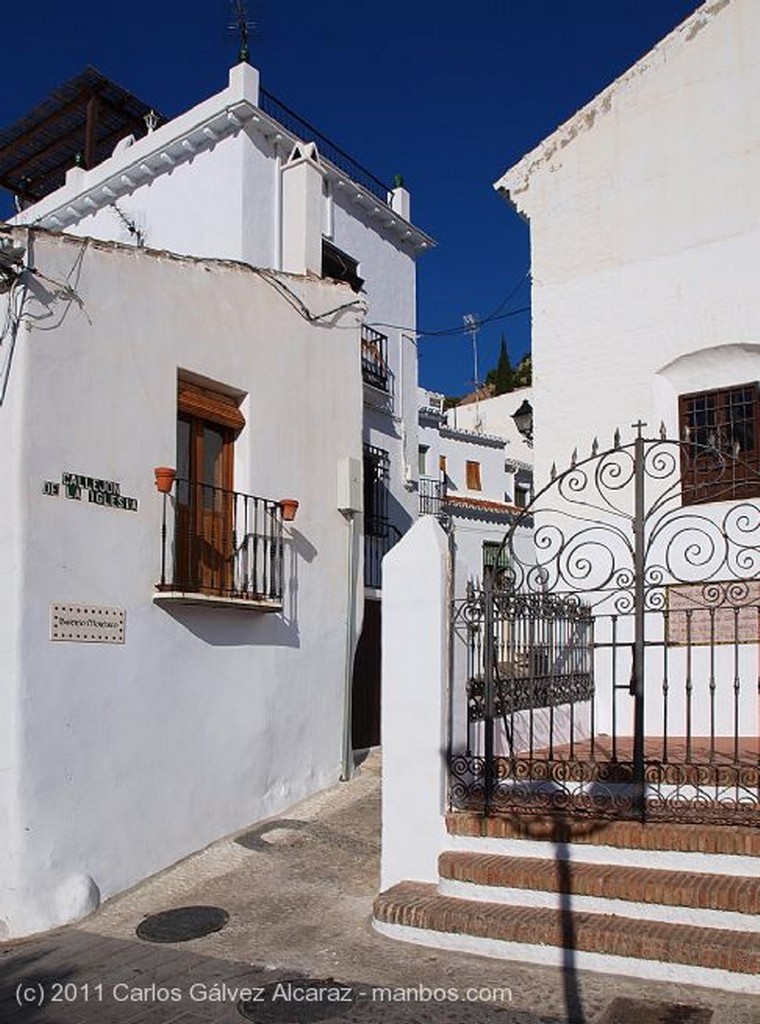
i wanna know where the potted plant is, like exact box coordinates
[279,498,299,522]
[154,466,176,494]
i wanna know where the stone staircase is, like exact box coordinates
[373,814,760,992]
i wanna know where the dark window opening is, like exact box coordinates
[322,239,364,292]
[482,540,510,572]
[363,443,390,536]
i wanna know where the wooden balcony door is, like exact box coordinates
[176,412,235,594]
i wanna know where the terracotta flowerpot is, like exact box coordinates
[154,466,176,494]
[280,498,299,522]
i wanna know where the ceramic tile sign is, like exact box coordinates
[50,604,126,643]
[42,472,138,512]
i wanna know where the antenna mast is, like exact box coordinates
[230,0,256,63]
[463,313,483,430]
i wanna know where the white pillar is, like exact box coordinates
[380,516,450,890]
[228,62,260,105]
[390,185,411,221]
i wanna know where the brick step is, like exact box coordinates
[438,852,759,916]
[373,881,760,976]
[446,811,760,855]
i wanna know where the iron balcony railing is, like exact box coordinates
[157,479,284,603]
[258,88,393,204]
[361,325,390,392]
[364,516,402,590]
[418,475,447,518]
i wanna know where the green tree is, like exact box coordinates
[485,336,516,395]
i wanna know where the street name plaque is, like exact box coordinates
[50,604,126,643]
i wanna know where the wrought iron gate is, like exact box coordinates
[450,427,760,825]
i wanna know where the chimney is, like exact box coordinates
[281,142,326,276]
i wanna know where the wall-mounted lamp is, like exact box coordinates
[280,498,299,522]
[154,466,176,493]
[512,399,534,447]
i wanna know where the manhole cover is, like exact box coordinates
[136,905,229,943]
[238,979,356,1022]
[597,998,713,1024]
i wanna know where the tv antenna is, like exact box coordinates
[463,313,481,389]
[230,0,256,63]
[464,313,483,429]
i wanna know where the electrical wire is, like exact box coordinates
[256,267,365,324]
[369,304,531,339]
[368,268,531,339]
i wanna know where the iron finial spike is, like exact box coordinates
[571,448,578,467]
[614,428,621,449]
[659,421,667,440]
[550,461,557,480]
[591,437,599,456]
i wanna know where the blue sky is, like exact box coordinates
[0,0,700,396]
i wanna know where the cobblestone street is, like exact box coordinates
[1,755,756,1024]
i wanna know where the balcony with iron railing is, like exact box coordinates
[361,325,390,393]
[155,479,285,609]
[418,475,447,519]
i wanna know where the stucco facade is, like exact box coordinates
[0,228,364,938]
[495,0,760,487]
[12,62,432,549]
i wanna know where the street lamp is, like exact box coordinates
[512,399,534,446]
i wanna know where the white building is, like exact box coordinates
[416,387,534,587]
[375,0,759,992]
[0,226,365,938]
[0,58,432,937]
[6,61,433,757]
[446,386,533,509]
[494,1,760,487]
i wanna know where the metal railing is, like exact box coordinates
[364,517,402,590]
[259,88,393,203]
[418,475,446,518]
[361,325,390,392]
[449,429,760,826]
[158,479,284,603]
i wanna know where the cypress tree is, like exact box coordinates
[492,335,515,395]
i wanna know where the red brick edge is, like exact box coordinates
[446,812,760,856]
[374,882,760,975]
[438,852,759,914]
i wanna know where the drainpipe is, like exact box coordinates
[341,509,358,781]
[338,455,362,781]
[273,140,282,270]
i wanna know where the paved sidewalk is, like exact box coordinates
[0,753,756,1024]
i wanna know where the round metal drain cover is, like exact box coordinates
[238,979,356,1022]
[136,905,229,943]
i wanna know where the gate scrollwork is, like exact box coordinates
[451,429,760,826]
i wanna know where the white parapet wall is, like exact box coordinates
[380,516,451,891]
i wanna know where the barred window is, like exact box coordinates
[679,383,760,504]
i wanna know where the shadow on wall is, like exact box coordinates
[159,528,318,648]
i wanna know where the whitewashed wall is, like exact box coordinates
[0,230,363,938]
[13,63,429,546]
[495,0,760,744]
[447,387,533,473]
[498,0,760,488]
